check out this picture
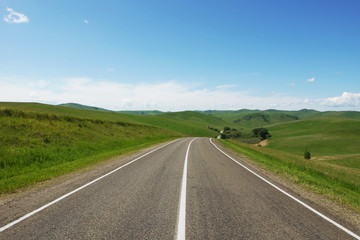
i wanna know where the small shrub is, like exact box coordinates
[304,150,311,159]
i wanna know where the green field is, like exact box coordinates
[220,117,360,212]
[267,118,360,167]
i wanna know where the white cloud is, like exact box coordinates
[307,77,315,82]
[240,72,260,77]
[3,7,29,23]
[84,19,88,24]
[322,92,360,107]
[289,82,295,87]
[107,68,115,72]
[216,84,240,89]
[0,76,320,111]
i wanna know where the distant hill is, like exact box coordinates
[202,109,360,128]
[59,103,112,112]
[5,102,359,133]
[232,112,298,128]
[118,110,163,115]
[60,103,163,115]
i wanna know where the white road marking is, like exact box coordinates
[176,137,197,240]
[210,138,360,240]
[0,139,181,233]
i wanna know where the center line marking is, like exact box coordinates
[176,137,197,240]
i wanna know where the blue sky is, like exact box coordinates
[1,0,359,111]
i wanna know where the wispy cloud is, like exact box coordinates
[0,76,323,111]
[289,82,295,87]
[240,72,260,77]
[307,77,315,82]
[84,19,89,24]
[107,68,115,72]
[216,84,240,89]
[3,7,29,23]
[322,92,360,107]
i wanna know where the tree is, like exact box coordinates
[223,126,231,132]
[220,133,227,139]
[252,127,271,140]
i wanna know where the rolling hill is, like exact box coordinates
[59,103,112,112]
[0,102,227,137]
[203,109,360,128]
[266,118,360,168]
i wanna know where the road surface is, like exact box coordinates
[1,137,359,239]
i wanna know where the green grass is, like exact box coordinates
[220,139,360,212]
[324,155,360,170]
[0,107,179,193]
[204,109,360,128]
[267,118,360,156]
[0,102,227,136]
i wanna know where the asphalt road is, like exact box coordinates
[1,137,359,239]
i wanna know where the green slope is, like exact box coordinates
[0,102,230,137]
[267,118,360,162]
[203,109,360,128]
[0,107,179,193]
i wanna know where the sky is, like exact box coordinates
[1,0,359,111]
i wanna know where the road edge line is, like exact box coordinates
[176,137,197,240]
[0,138,181,233]
[209,138,360,240]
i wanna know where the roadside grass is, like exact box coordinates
[0,108,179,193]
[220,137,360,213]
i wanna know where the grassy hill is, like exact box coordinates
[118,110,163,115]
[0,102,230,137]
[203,109,360,128]
[0,107,179,193]
[61,103,164,115]
[266,118,360,169]
[59,103,112,112]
